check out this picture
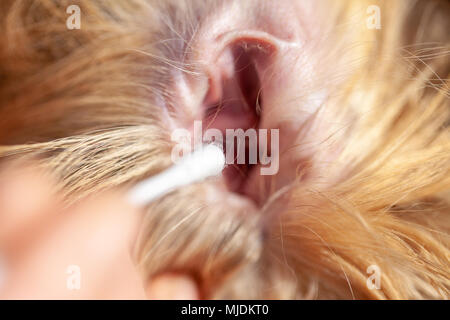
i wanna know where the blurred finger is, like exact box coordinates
[1,192,145,299]
[147,274,199,300]
[0,162,58,251]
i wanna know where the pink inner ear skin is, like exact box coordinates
[198,34,284,198]
[172,0,338,205]
[202,35,279,133]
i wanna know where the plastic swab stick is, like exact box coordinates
[127,144,225,206]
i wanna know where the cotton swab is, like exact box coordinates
[127,144,225,206]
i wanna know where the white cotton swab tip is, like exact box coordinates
[127,144,225,206]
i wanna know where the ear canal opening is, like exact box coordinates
[201,43,266,201]
[203,42,263,132]
[232,45,263,119]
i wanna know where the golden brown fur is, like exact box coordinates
[0,0,449,299]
